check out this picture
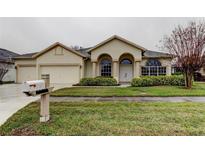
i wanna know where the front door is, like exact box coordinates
[120,64,133,82]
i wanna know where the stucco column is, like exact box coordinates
[166,65,172,76]
[92,62,97,77]
[113,61,119,82]
[36,64,40,80]
[134,61,140,78]
[16,65,19,83]
[80,62,84,79]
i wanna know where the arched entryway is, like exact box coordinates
[119,53,134,82]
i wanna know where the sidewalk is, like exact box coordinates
[50,96,205,102]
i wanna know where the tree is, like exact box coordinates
[162,21,205,88]
[0,62,10,84]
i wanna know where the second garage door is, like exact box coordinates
[40,66,80,84]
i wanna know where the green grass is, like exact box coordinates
[1,101,205,136]
[51,82,205,97]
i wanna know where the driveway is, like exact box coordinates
[0,83,72,126]
[0,84,39,126]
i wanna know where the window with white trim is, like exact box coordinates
[141,59,166,76]
[100,59,112,76]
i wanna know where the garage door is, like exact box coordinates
[17,66,36,83]
[40,66,80,84]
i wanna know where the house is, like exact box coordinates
[14,35,172,86]
[0,48,19,82]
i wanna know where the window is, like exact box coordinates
[55,47,63,55]
[146,59,161,66]
[172,67,182,75]
[141,59,166,76]
[150,67,158,76]
[159,67,166,75]
[120,59,132,64]
[141,67,149,76]
[100,59,112,76]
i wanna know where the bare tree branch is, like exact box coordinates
[0,57,13,83]
[162,21,205,88]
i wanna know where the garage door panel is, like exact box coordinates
[40,66,79,84]
[18,66,36,83]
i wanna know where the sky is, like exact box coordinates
[0,17,204,54]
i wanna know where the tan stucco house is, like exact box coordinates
[14,35,172,86]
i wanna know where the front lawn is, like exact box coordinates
[1,101,205,136]
[51,82,205,97]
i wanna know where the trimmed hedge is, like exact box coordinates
[79,77,118,86]
[131,75,185,87]
[95,76,114,78]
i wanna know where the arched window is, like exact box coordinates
[146,59,161,66]
[100,59,112,76]
[120,59,132,64]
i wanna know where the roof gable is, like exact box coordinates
[88,35,147,53]
[32,42,86,58]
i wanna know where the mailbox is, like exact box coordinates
[23,80,50,96]
[23,78,53,123]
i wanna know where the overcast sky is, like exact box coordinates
[0,17,204,54]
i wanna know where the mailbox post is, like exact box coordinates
[22,74,53,123]
[40,74,50,122]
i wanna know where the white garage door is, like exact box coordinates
[18,66,36,83]
[40,66,80,84]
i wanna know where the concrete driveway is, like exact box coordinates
[0,83,72,126]
[0,84,39,126]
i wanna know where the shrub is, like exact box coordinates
[79,78,97,86]
[95,76,113,78]
[79,77,118,86]
[172,72,183,75]
[131,75,185,87]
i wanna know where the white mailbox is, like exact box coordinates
[23,78,54,123]
[23,80,47,96]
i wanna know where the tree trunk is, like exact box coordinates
[185,71,193,89]
[0,68,8,83]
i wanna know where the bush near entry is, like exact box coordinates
[79,76,118,86]
[131,75,185,87]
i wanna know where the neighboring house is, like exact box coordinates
[0,48,19,82]
[199,67,205,76]
[14,35,172,86]
[171,60,205,81]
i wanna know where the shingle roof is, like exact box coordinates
[15,52,37,59]
[13,39,171,60]
[0,48,19,62]
[76,47,92,58]
[77,48,171,58]
[15,46,92,59]
[14,49,171,59]
[143,50,171,58]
